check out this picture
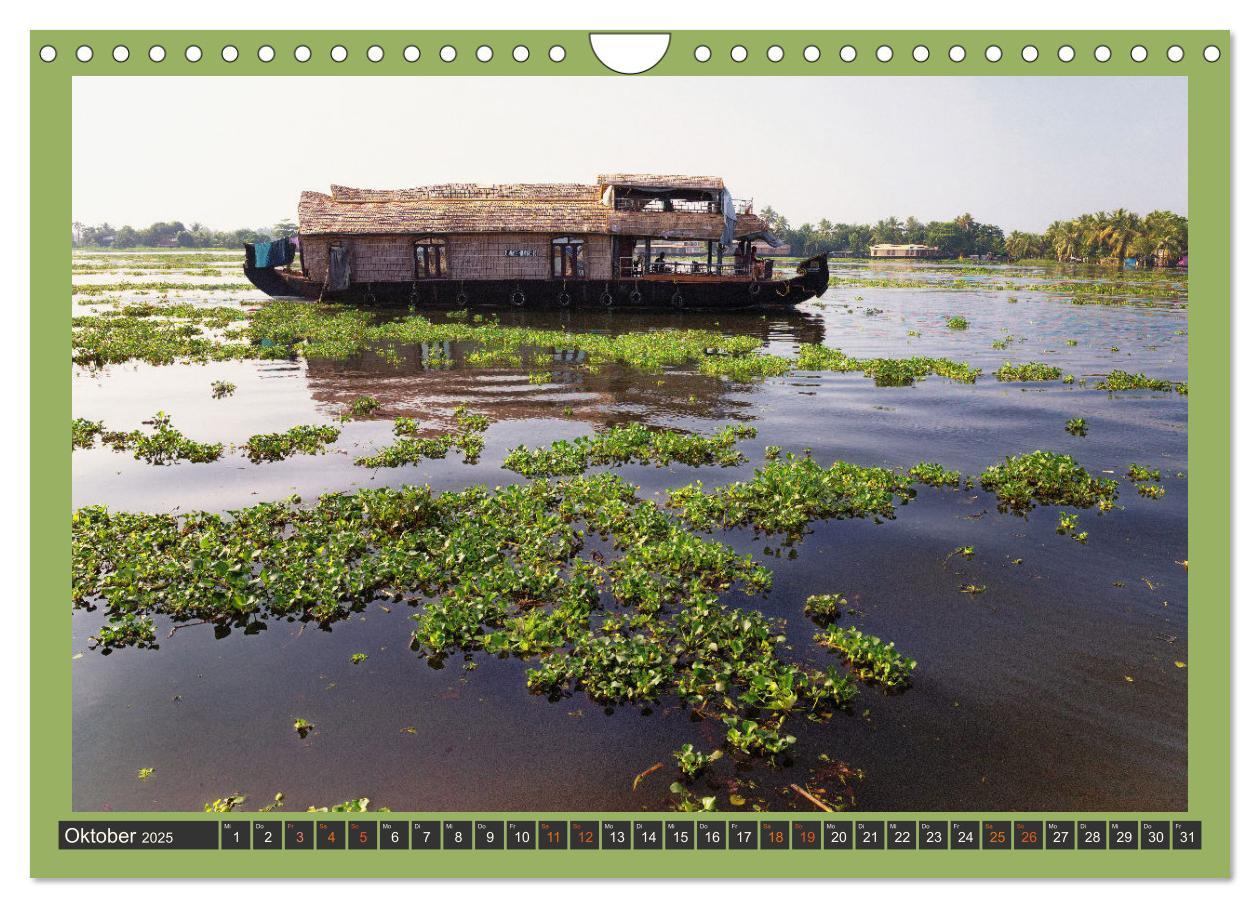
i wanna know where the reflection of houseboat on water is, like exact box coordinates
[245,175,829,311]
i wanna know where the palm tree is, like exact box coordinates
[1097,208,1142,264]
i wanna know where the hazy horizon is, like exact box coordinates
[73,75,1187,234]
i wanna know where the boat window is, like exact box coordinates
[551,236,585,279]
[415,236,446,279]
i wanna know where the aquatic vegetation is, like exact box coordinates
[959,583,987,595]
[91,614,157,652]
[991,334,1018,350]
[1066,339,1079,346]
[994,361,1063,382]
[667,452,916,543]
[1126,463,1162,482]
[673,744,723,779]
[73,309,254,368]
[210,380,237,399]
[1056,511,1088,543]
[803,593,847,623]
[243,425,341,463]
[668,782,718,812]
[137,767,154,780]
[979,451,1118,516]
[72,417,104,449]
[945,316,969,330]
[1137,484,1167,500]
[101,412,224,465]
[356,407,487,468]
[1065,417,1089,436]
[249,300,766,372]
[348,396,380,418]
[503,423,756,478]
[73,474,884,764]
[350,653,368,664]
[795,345,980,386]
[293,718,314,739]
[698,354,794,382]
[907,462,962,487]
[204,795,247,813]
[815,626,916,692]
[1096,370,1188,394]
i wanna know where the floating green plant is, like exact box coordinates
[293,718,314,739]
[348,396,380,418]
[668,452,916,543]
[1096,371,1188,394]
[356,407,487,468]
[979,451,1117,516]
[243,425,341,463]
[697,354,794,382]
[673,743,723,779]
[795,345,980,386]
[106,412,225,465]
[803,593,847,623]
[1136,484,1167,500]
[1126,463,1162,482]
[815,626,916,692]
[210,380,237,399]
[1065,417,1089,436]
[946,316,969,330]
[350,653,368,665]
[503,424,756,478]
[75,473,885,764]
[1056,511,1088,543]
[137,767,154,780]
[203,795,246,813]
[72,417,104,449]
[995,361,1063,382]
[907,462,962,487]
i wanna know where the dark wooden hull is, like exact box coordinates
[244,255,829,312]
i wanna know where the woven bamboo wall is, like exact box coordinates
[448,233,550,280]
[299,233,613,283]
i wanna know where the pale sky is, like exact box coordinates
[73,75,1186,233]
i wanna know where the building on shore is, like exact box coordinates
[869,243,943,259]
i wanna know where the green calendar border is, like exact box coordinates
[29,29,1231,879]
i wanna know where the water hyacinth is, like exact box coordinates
[979,451,1118,516]
[668,452,916,542]
[243,425,341,463]
[994,361,1063,382]
[503,423,756,478]
[356,407,488,468]
[72,471,883,763]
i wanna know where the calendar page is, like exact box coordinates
[29,26,1229,879]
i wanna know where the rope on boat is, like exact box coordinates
[510,286,526,307]
[776,280,792,297]
[748,282,761,296]
[600,284,614,307]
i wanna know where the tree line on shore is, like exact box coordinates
[760,206,1187,266]
[72,206,1188,267]
[72,220,297,250]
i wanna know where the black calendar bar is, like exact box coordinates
[56,818,1204,851]
[58,821,218,849]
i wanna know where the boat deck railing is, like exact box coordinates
[617,257,775,280]
[611,197,753,214]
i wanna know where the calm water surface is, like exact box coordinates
[72,258,1188,813]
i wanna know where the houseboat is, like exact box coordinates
[244,174,829,310]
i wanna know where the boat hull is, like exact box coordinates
[244,255,829,312]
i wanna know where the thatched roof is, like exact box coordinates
[598,174,724,191]
[329,184,598,202]
[299,178,766,240]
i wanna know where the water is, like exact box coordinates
[72,255,1188,813]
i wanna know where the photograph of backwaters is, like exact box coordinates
[71,76,1189,814]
